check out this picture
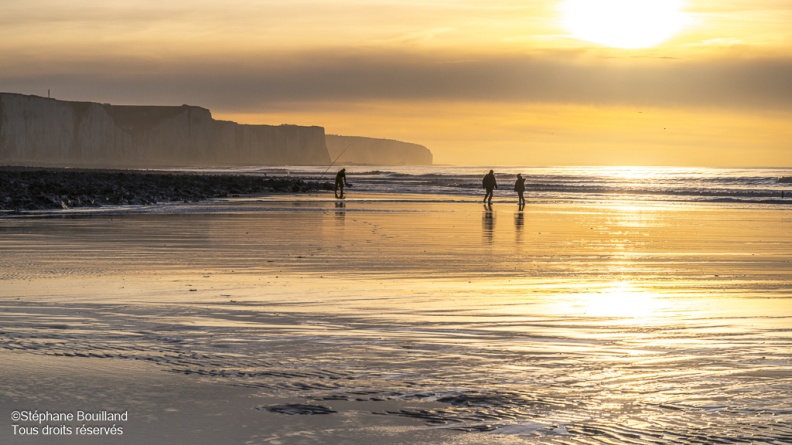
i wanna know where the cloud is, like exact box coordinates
[3,49,791,113]
[686,38,745,47]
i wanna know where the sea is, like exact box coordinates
[196,165,792,206]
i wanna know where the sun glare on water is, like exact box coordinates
[560,0,690,49]
[583,282,660,320]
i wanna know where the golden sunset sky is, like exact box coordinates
[2,0,790,166]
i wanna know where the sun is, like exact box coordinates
[560,0,690,49]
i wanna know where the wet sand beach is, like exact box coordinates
[2,194,791,444]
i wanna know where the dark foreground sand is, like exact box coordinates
[1,350,485,445]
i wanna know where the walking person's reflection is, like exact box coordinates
[482,206,495,243]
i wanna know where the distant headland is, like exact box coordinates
[0,92,432,168]
[327,135,432,165]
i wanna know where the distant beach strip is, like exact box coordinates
[3,165,792,212]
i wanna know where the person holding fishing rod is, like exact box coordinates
[335,168,350,199]
[319,143,353,199]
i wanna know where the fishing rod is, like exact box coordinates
[320,143,352,179]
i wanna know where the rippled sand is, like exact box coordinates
[2,195,791,444]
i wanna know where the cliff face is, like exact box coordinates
[326,135,433,165]
[0,93,331,167]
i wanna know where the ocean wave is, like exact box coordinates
[330,166,792,206]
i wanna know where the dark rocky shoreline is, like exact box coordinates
[0,167,333,212]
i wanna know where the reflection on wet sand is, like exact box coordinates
[482,204,495,244]
[1,197,791,444]
[514,209,524,243]
[334,200,346,223]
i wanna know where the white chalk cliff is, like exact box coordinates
[326,135,433,165]
[0,93,331,167]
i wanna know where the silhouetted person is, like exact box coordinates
[514,173,526,208]
[482,170,497,205]
[335,168,349,199]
